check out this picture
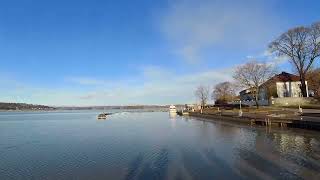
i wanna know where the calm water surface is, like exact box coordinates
[0,111,320,180]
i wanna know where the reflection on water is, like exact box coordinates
[0,111,319,179]
[169,113,177,129]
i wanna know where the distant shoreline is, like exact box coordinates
[0,109,56,112]
[0,102,186,112]
[0,108,169,113]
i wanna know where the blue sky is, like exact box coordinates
[0,0,320,106]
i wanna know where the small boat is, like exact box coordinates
[169,105,177,114]
[97,113,110,119]
[177,110,189,116]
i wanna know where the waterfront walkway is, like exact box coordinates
[189,109,320,131]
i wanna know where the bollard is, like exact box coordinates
[239,110,243,117]
[299,105,303,115]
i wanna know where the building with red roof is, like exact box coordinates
[240,72,309,105]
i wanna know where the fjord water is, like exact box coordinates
[0,111,320,179]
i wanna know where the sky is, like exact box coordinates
[0,0,320,106]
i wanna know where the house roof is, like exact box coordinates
[259,71,301,88]
[270,71,300,82]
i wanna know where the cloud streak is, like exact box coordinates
[66,77,108,86]
[68,66,234,105]
[1,64,235,106]
[160,0,278,63]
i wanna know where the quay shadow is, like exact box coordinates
[237,148,302,180]
[125,149,169,180]
[181,148,242,179]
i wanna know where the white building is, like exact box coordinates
[275,81,308,98]
[240,72,309,105]
[261,71,309,98]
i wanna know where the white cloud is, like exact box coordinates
[66,77,107,86]
[70,66,234,105]
[246,50,289,66]
[0,65,236,106]
[160,0,278,62]
[141,65,172,80]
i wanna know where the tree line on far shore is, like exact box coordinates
[0,102,54,110]
[194,21,320,108]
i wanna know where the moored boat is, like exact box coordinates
[169,105,177,114]
[177,110,189,116]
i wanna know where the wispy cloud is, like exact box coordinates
[66,77,107,86]
[78,91,115,100]
[1,65,235,106]
[246,50,289,66]
[160,0,278,63]
[72,66,234,105]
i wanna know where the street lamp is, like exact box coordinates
[239,100,243,117]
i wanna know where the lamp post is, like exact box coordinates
[239,100,243,117]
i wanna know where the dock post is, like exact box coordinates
[265,118,267,126]
[299,105,303,115]
[239,110,243,117]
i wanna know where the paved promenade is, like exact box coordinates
[189,109,320,131]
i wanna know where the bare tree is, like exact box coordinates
[306,68,320,97]
[194,85,209,109]
[212,81,236,104]
[233,60,275,108]
[269,22,320,97]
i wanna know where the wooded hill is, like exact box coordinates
[0,102,54,110]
